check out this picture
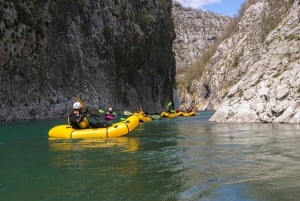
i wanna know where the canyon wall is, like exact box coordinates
[186,0,300,123]
[0,0,176,121]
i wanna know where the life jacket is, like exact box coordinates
[79,117,89,128]
[68,114,89,129]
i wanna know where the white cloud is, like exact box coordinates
[175,0,221,9]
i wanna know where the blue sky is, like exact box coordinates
[175,0,246,17]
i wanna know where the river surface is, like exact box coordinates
[1,111,300,201]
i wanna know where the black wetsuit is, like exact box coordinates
[68,112,85,129]
[68,111,111,128]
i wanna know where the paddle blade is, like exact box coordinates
[124,111,132,116]
[150,115,161,120]
[98,109,105,113]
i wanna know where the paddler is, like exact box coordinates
[68,102,90,129]
[105,107,117,121]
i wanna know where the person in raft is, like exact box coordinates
[68,102,110,128]
[138,107,145,115]
[138,107,149,116]
[104,107,117,121]
[178,104,187,112]
[186,101,196,113]
[166,101,175,113]
[68,102,90,129]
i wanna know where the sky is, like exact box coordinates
[175,0,246,17]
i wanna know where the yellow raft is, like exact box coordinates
[48,115,140,139]
[180,111,196,117]
[137,112,152,122]
[160,111,183,118]
[160,111,196,118]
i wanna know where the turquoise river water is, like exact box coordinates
[1,111,300,201]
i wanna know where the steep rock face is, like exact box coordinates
[172,3,230,69]
[190,0,300,123]
[0,0,175,121]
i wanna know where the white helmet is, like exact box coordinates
[108,107,113,112]
[73,102,82,109]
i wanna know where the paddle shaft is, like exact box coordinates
[73,97,102,124]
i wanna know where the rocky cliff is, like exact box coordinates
[172,2,230,70]
[184,0,300,123]
[0,0,175,121]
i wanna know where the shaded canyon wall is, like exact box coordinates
[0,0,176,121]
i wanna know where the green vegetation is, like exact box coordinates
[272,65,288,78]
[136,9,156,28]
[285,35,300,41]
[273,71,281,78]
[139,12,155,23]
[232,49,244,69]
[177,0,296,95]
[221,80,237,92]
[260,0,295,43]
[177,0,255,89]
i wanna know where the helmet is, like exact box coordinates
[73,102,82,109]
[108,107,113,112]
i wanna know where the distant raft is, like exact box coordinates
[160,111,183,118]
[137,112,152,122]
[160,111,196,118]
[180,111,196,117]
[48,115,140,139]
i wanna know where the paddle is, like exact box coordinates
[149,114,161,120]
[124,111,133,116]
[72,97,109,127]
[124,111,160,120]
[167,101,176,113]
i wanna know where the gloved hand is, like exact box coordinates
[82,108,88,114]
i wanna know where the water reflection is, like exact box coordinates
[2,114,300,200]
[48,137,140,152]
[48,137,141,176]
[174,119,300,201]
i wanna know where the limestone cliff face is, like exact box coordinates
[188,0,300,123]
[172,3,230,69]
[0,0,175,121]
